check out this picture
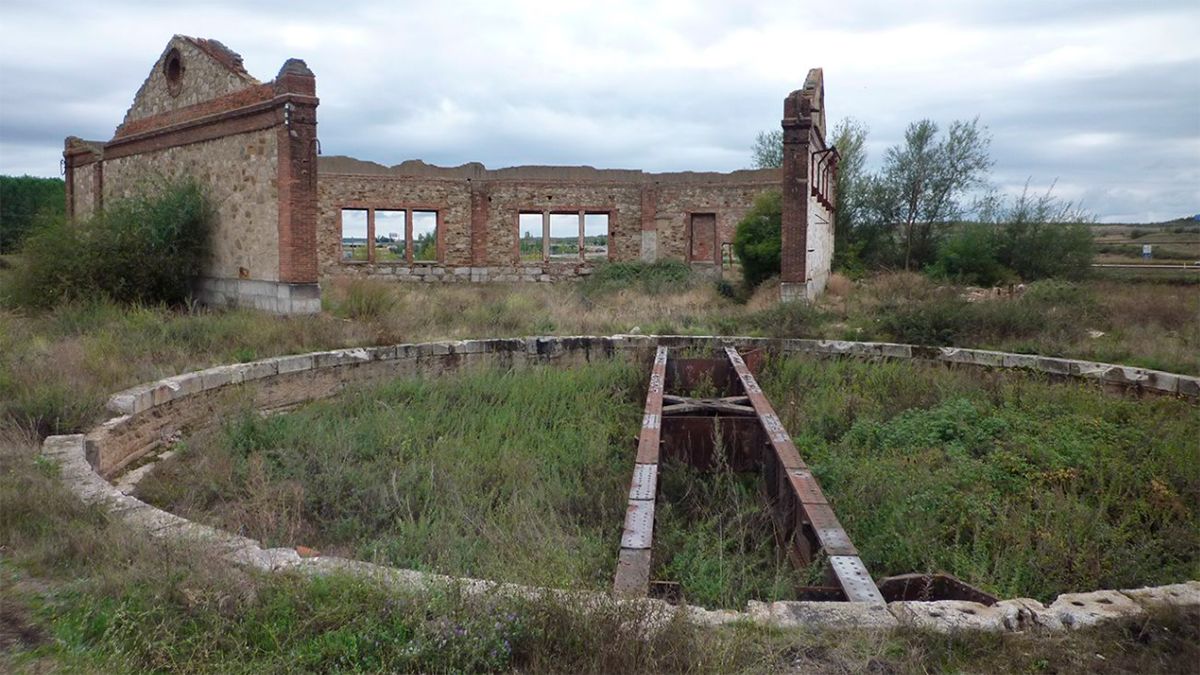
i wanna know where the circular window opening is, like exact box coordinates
[163,49,183,96]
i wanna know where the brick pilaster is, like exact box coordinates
[780,90,810,287]
[274,59,319,284]
[470,180,490,265]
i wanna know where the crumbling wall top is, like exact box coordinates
[318,156,780,186]
[118,35,264,131]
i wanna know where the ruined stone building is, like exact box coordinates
[64,36,835,313]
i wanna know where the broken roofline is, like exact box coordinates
[317,157,782,185]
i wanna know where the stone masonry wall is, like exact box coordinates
[103,130,280,282]
[64,35,321,314]
[72,163,96,220]
[318,157,778,282]
[121,37,260,126]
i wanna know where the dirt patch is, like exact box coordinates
[0,599,49,653]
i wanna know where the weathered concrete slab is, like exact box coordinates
[889,600,1013,633]
[749,600,898,629]
[1121,582,1200,610]
[1048,590,1144,629]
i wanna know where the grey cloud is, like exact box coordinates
[0,0,1195,221]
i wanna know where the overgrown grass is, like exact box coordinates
[137,362,642,591]
[578,260,697,296]
[131,356,1198,609]
[2,261,1196,440]
[654,460,798,609]
[5,434,1198,673]
[763,355,1200,602]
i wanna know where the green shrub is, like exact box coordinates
[578,260,693,295]
[335,280,395,320]
[732,191,781,289]
[986,188,1095,281]
[874,281,1098,348]
[929,223,1014,287]
[875,294,970,346]
[745,300,829,338]
[10,179,213,308]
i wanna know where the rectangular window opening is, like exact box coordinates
[548,213,581,260]
[518,212,544,262]
[375,210,407,262]
[341,208,369,262]
[584,213,609,260]
[412,210,438,262]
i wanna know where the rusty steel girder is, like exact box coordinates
[614,345,992,606]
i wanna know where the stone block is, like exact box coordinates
[159,373,205,400]
[274,353,314,375]
[417,342,451,357]
[1047,590,1143,629]
[121,503,193,533]
[993,598,1064,632]
[151,379,185,406]
[1121,582,1200,610]
[760,601,898,629]
[231,359,278,383]
[171,520,260,554]
[889,600,1015,633]
[684,606,740,627]
[1178,376,1200,398]
[198,365,238,391]
[817,340,855,356]
[1035,357,1073,376]
[782,338,822,354]
[107,384,156,415]
[228,545,302,571]
[878,342,912,359]
[365,345,398,361]
[967,349,1006,368]
[313,347,371,369]
[1001,352,1039,370]
[454,340,483,354]
[1145,370,1180,395]
[41,434,87,460]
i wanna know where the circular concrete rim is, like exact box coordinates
[40,335,1200,634]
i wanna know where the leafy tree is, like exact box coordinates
[732,191,782,289]
[829,118,887,275]
[870,118,992,270]
[0,175,65,253]
[930,184,1094,285]
[984,183,1094,280]
[750,130,782,169]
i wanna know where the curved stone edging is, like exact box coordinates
[40,335,1200,635]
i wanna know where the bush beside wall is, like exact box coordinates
[9,179,214,308]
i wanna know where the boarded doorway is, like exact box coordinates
[689,213,716,264]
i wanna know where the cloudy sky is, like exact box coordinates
[1,0,1196,222]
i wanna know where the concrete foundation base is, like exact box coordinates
[780,274,829,303]
[195,277,321,314]
[780,281,809,303]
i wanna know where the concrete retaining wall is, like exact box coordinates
[43,335,1200,635]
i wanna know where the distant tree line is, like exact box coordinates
[739,117,1094,289]
[0,176,65,254]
